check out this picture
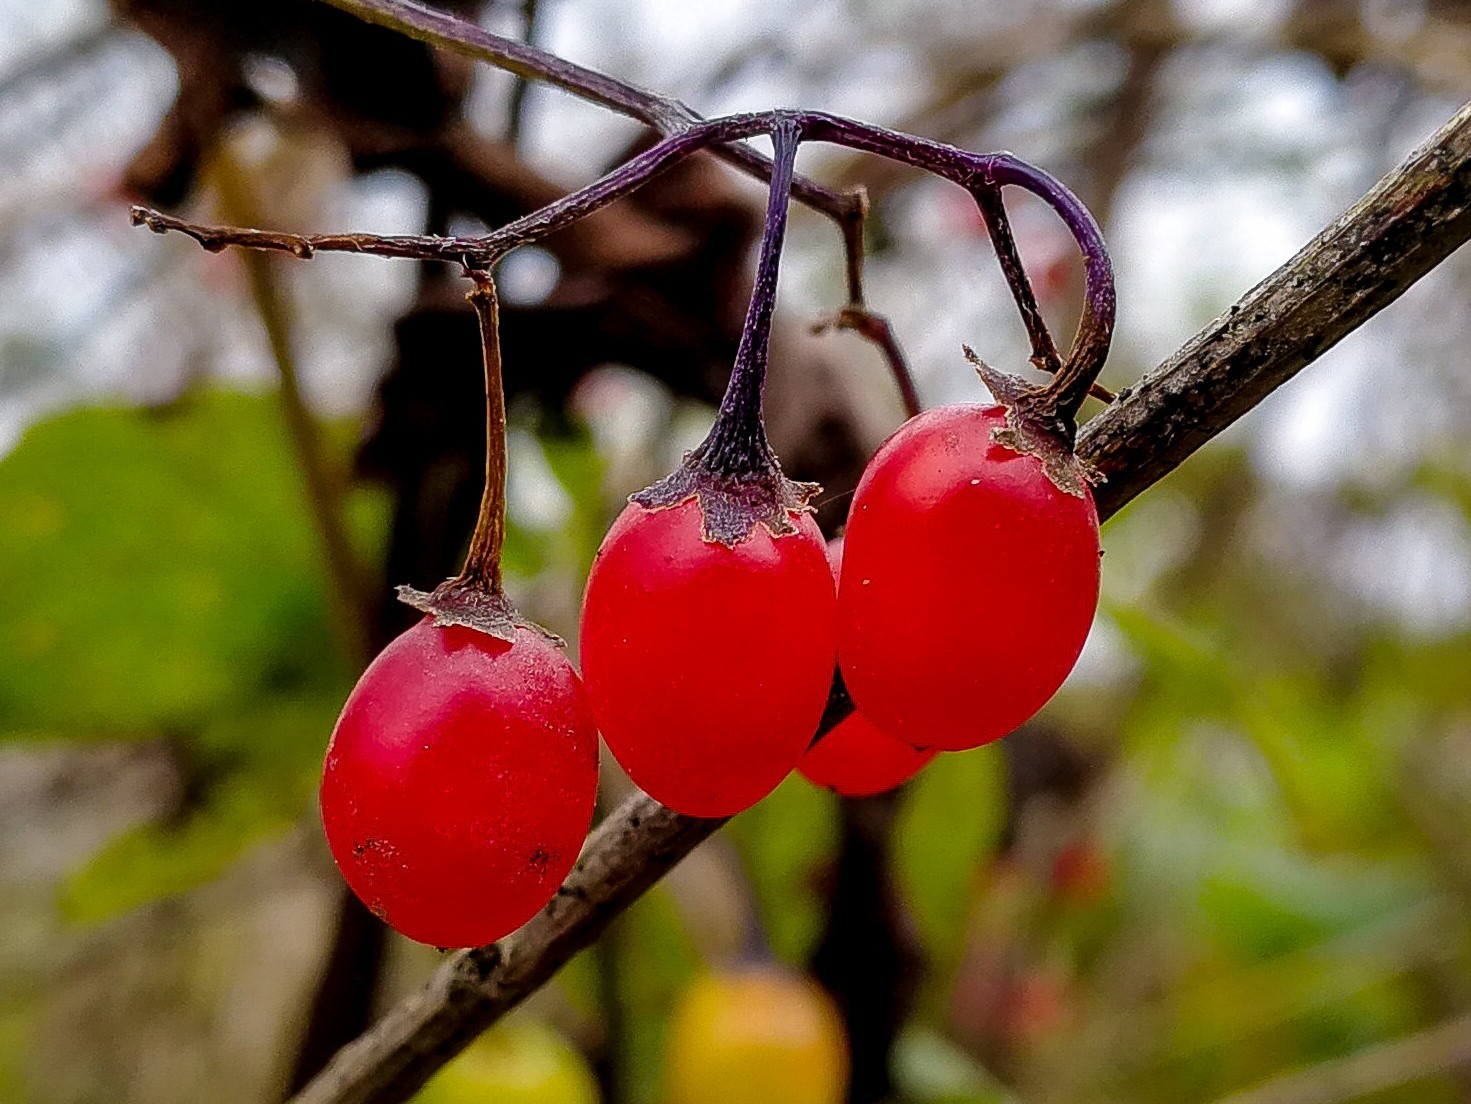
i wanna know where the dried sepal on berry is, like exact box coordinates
[626,118,819,549]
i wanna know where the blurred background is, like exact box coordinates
[4,1,1471,1102]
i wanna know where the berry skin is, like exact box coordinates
[799,712,937,797]
[580,497,837,818]
[838,404,1099,751]
[798,538,937,796]
[665,968,848,1104]
[320,617,598,948]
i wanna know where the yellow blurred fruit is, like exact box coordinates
[414,1019,599,1104]
[665,967,847,1104]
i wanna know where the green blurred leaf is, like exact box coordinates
[0,389,372,736]
[0,1001,30,1103]
[1199,852,1427,961]
[619,889,701,1104]
[1111,603,1408,852]
[894,747,1005,967]
[559,887,699,1104]
[538,426,606,574]
[727,774,839,963]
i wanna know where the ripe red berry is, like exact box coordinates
[321,617,599,948]
[838,403,1099,751]
[581,122,837,818]
[581,497,837,817]
[798,538,936,796]
[799,711,936,797]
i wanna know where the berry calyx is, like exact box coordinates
[581,121,838,817]
[799,539,936,796]
[320,618,598,947]
[320,270,598,947]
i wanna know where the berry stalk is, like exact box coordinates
[697,118,802,478]
[628,119,820,545]
[135,107,1116,452]
[459,272,509,593]
[397,269,556,641]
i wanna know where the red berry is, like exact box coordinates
[320,617,599,948]
[580,497,837,817]
[798,538,936,796]
[799,712,936,797]
[838,404,1099,751]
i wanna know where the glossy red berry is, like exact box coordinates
[321,617,599,948]
[580,497,837,817]
[838,404,1099,751]
[799,711,937,797]
[798,538,936,796]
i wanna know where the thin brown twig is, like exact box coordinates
[970,182,1117,402]
[971,184,1064,376]
[286,95,1471,1104]
[812,306,923,419]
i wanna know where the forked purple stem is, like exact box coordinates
[133,108,1115,425]
[472,110,1115,420]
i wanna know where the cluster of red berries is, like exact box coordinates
[583,401,1100,817]
[320,391,1100,948]
[318,127,1107,950]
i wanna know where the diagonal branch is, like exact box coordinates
[1079,97,1471,515]
[286,96,1471,1104]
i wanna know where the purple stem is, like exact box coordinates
[134,105,1114,413]
[698,118,802,475]
[477,110,1115,400]
[971,185,1064,376]
[320,0,864,236]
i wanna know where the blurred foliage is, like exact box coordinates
[728,774,839,963]
[0,389,383,924]
[414,1018,600,1104]
[895,747,1006,983]
[0,389,370,735]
